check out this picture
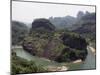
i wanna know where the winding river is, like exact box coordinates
[68,46,96,70]
[12,46,96,71]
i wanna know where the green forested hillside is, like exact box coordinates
[12,21,29,45]
[22,18,88,62]
[73,12,96,48]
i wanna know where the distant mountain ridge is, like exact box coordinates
[49,16,77,29]
[73,12,96,40]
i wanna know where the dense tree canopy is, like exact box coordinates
[12,21,28,45]
[31,18,55,32]
[11,52,46,75]
[22,18,88,62]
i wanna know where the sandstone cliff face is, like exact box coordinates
[31,18,55,32]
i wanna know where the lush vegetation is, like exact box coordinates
[12,11,96,74]
[22,18,88,62]
[11,52,46,75]
[55,32,88,62]
[30,18,55,33]
[12,21,29,45]
[73,12,96,48]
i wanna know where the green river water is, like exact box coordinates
[13,46,96,71]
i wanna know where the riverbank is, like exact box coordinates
[72,59,82,63]
[47,66,69,72]
[88,46,96,55]
[12,45,96,71]
[12,46,22,49]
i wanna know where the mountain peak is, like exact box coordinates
[31,18,55,32]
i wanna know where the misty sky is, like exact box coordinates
[12,1,95,23]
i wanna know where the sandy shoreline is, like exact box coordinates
[46,59,83,71]
[88,46,96,55]
[72,59,82,63]
[47,65,69,71]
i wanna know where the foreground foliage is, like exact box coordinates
[11,52,46,75]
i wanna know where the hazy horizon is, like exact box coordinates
[12,1,95,23]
